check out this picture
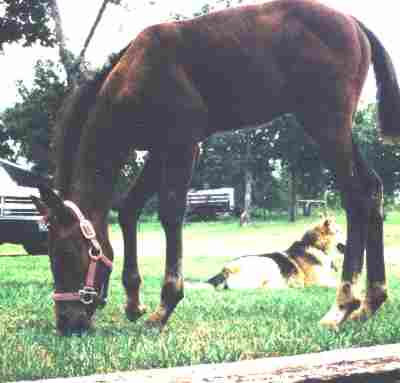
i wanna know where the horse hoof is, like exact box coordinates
[349,305,371,322]
[350,295,387,322]
[125,304,147,322]
[143,311,166,332]
[350,284,388,322]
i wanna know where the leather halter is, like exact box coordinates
[52,200,113,306]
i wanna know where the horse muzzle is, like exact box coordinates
[55,303,95,336]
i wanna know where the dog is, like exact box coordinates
[207,218,345,290]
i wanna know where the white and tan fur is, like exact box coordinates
[207,218,345,290]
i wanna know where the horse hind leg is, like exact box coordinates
[322,143,387,326]
[299,109,368,328]
[318,138,388,328]
[349,143,387,321]
[117,152,162,321]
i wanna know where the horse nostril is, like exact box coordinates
[58,312,69,326]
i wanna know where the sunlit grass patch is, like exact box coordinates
[1,214,400,381]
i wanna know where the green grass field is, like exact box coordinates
[1,211,400,382]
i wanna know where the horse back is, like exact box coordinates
[102,0,366,144]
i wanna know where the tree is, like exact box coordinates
[0,0,122,174]
[0,0,55,51]
[1,60,67,174]
[353,103,400,199]
[267,114,334,220]
[193,125,277,218]
[0,118,13,158]
[48,0,115,86]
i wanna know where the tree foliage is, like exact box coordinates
[269,114,333,198]
[0,0,55,50]
[193,125,278,211]
[0,118,13,158]
[1,59,67,174]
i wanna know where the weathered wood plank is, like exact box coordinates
[13,343,400,383]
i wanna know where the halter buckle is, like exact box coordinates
[80,219,96,239]
[79,287,97,305]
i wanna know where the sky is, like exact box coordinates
[1,0,399,110]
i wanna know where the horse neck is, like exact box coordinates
[64,92,130,215]
[63,146,125,227]
[68,163,120,221]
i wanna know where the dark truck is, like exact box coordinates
[0,159,48,255]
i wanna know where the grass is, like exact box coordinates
[1,210,400,381]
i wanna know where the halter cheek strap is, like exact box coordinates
[52,201,113,306]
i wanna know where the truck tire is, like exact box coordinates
[23,241,48,255]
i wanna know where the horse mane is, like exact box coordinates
[53,45,129,195]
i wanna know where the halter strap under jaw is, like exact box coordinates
[52,200,113,306]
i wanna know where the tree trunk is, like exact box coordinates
[48,0,76,85]
[241,167,253,226]
[48,0,112,86]
[288,167,297,222]
[240,136,253,226]
[77,0,111,68]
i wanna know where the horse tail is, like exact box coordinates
[206,271,226,288]
[355,19,400,144]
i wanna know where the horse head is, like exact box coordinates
[32,184,112,335]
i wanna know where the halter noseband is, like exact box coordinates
[52,200,113,306]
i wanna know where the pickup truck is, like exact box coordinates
[0,159,48,255]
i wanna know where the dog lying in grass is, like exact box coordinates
[207,218,345,290]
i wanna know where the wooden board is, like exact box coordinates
[14,343,400,383]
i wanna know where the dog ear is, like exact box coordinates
[320,218,330,233]
[323,215,337,231]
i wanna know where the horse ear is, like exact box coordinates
[37,184,64,213]
[31,195,50,217]
[35,184,73,225]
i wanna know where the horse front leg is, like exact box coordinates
[145,146,197,328]
[118,153,161,321]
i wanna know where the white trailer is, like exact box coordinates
[186,187,235,218]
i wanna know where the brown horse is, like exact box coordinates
[33,0,400,335]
